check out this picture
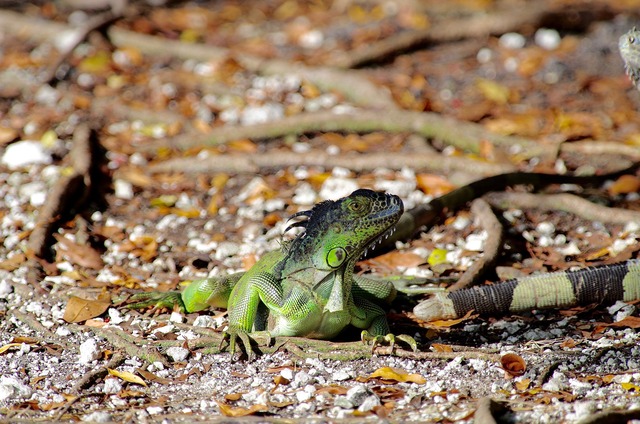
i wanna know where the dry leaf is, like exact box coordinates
[0,253,26,271]
[224,393,242,401]
[427,310,476,328]
[84,319,107,328]
[621,382,640,392]
[476,78,510,104]
[560,338,577,349]
[53,234,103,270]
[0,127,17,145]
[515,378,531,391]
[609,175,640,195]
[217,401,268,417]
[273,375,290,388]
[0,343,22,354]
[107,369,147,387]
[118,167,155,188]
[227,139,257,153]
[315,386,348,395]
[368,367,426,384]
[501,353,526,377]
[367,251,425,269]
[416,174,456,197]
[63,295,111,323]
[431,343,454,352]
[136,368,171,385]
[602,316,640,329]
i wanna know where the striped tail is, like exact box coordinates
[414,260,640,321]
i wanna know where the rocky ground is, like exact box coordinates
[2,1,640,422]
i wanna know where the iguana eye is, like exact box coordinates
[327,247,347,268]
[348,200,365,212]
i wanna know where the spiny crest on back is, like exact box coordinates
[284,199,335,238]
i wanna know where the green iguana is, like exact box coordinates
[128,189,415,357]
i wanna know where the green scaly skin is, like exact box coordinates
[127,189,416,358]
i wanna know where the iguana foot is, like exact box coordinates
[361,330,418,353]
[221,330,273,361]
[126,291,186,313]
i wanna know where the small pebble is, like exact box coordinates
[0,280,12,298]
[169,311,184,323]
[114,179,134,200]
[535,28,561,50]
[103,378,122,394]
[499,32,526,49]
[81,411,113,422]
[536,222,555,235]
[1,140,52,169]
[346,384,372,407]
[166,346,190,362]
[79,338,100,364]
[0,376,33,401]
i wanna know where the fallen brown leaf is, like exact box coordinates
[216,401,268,417]
[431,343,454,352]
[599,316,640,329]
[501,353,526,377]
[107,369,147,387]
[63,294,111,323]
[365,367,426,384]
[0,252,26,271]
[427,310,477,328]
[609,175,640,195]
[54,234,103,270]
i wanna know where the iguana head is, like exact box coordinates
[285,189,403,270]
[281,189,403,311]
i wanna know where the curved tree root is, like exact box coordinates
[148,150,516,177]
[448,198,504,291]
[484,192,640,225]
[146,109,546,159]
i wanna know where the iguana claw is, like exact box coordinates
[221,329,273,361]
[361,330,418,353]
[126,291,186,313]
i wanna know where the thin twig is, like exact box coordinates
[448,198,504,291]
[43,8,124,84]
[331,4,548,68]
[27,124,103,260]
[72,352,126,393]
[9,310,74,349]
[484,192,640,225]
[54,392,104,421]
[148,150,516,177]
[332,0,621,68]
[0,9,396,110]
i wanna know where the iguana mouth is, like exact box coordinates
[361,226,396,259]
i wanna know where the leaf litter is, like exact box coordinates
[1,1,640,423]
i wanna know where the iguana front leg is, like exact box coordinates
[351,276,417,352]
[222,271,284,360]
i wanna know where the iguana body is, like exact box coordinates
[130,189,408,353]
[415,260,640,321]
